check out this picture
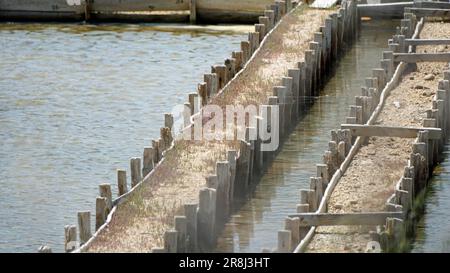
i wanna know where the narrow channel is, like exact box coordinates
[0,23,250,252]
[215,19,398,252]
[412,137,450,253]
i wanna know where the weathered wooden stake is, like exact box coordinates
[174,216,187,253]
[277,230,291,253]
[95,197,108,231]
[64,225,77,252]
[130,157,142,188]
[99,183,112,210]
[184,203,198,252]
[164,230,178,253]
[77,211,91,245]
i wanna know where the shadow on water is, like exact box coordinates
[214,19,398,253]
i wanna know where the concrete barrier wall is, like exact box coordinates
[0,0,84,12]
[91,0,189,12]
[0,0,275,23]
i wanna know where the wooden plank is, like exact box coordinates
[393,53,450,63]
[408,7,450,18]
[341,124,442,139]
[311,0,339,9]
[405,39,450,46]
[415,1,450,10]
[287,212,404,227]
[358,2,414,18]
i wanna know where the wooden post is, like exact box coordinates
[285,217,300,250]
[198,188,216,250]
[232,51,244,72]
[255,24,266,43]
[273,86,286,137]
[164,113,174,131]
[198,82,208,106]
[297,203,310,240]
[310,40,320,91]
[174,216,187,253]
[330,13,338,61]
[316,164,329,185]
[337,141,346,164]
[84,0,91,22]
[278,230,291,253]
[189,92,199,115]
[241,41,251,64]
[264,10,275,30]
[259,16,270,34]
[152,139,160,164]
[216,161,231,220]
[130,157,142,188]
[142,147,154,178]
[204,73,218,98]
[228,150,237,205]
[282,77,293,130]
[288,68,300,120]
[271,3,280,23]
[184,203,198,252]
[245,127,256,183]
[64,225,77,253]
[310,177,324,209]
[77,211,91,245]
[99,183,112,210]
[164,230,178,253]
[248,32,260,55]
[235,140,251,196]
[189,0,197,24]
[328,141,338,175]
[117,169,128,196]
[95,197,108,231]
[213,65,227,90]
[304,50,314,101]
[298,62,306,112]
[299,189,311,210]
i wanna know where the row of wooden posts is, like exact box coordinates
[380,24,450,250]
[156,0,360,253]
[154,0,301,253]
[278,7,450,253]
[276,7,420,253]
[53,0,361,253]
[53,0,297,254]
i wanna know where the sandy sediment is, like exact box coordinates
[86,7,333,252]
[307,21,450,253]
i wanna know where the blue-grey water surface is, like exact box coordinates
[0,23,249,252]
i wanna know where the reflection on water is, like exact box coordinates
[412,138,450,253]
[0,23,249,252]
[215,20,397,252]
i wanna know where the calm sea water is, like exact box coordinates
[215,19,397,252]
[0,22,249,252]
